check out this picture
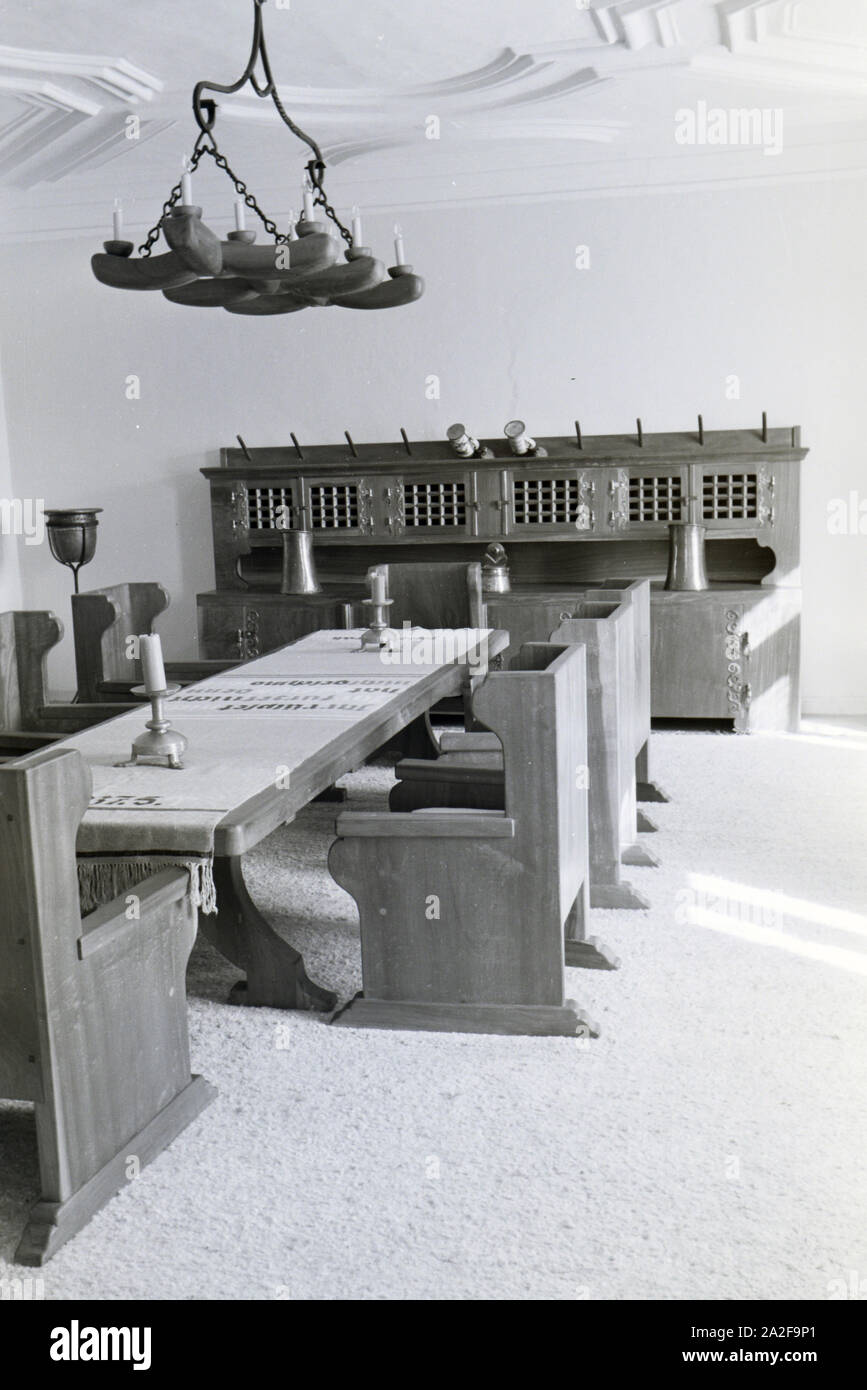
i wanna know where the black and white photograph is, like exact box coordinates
[0,0,865,1345]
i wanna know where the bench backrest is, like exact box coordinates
[583,578,651,757]
[471,640,588,924]
[0,747,90,1103]
[551,601,636,852]
[0,745,200,1213]
[72,582,169,701]
[377,562,484,630]
[0,611,63,731]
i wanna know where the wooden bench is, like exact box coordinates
[392,593,658,909]
[374,561,485,757]
[72,582,236,701]
[0,746,215,1265]
[328,641,617,1037]
[0,610,133,755]
[579,578,669,806]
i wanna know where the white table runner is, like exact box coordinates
[67,629,496,913]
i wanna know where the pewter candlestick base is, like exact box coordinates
[358,596,394,651]
[115,685,188,769]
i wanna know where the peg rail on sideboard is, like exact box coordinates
[197,426,807,731]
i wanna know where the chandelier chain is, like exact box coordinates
[304,158,353,247]
[138,133,297,257]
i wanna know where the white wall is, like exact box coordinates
[1,177,865,708]
[0,366,22,611]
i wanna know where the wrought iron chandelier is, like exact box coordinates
[91,0,424,315]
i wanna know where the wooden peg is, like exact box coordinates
[345,430,358,458]
[236,434,253,462]
[574,420,583,450]
[400,427,413,456]
[636,417,644,447]
[762,411,768,443]
[697,415,704,445]
[290,432,304,460]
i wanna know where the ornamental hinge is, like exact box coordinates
[229,485,249,534]
[607,472,629,530]
[237,607,259,660]
[357,480,375,534]
[384,483,405,537]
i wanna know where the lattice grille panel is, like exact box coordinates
[513,478,583,525]
[628,475,683,522]
[309,484,359,529]
[247,486,292,530]
[702,473,758,520]
[403,481,466,527]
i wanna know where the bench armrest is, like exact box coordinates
[438,732,501,753]
[77,867,193,960]
[335,809,515,839]
[394,757,504,785]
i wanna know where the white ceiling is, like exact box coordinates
[0,0,866,242]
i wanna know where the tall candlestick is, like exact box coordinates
[234,198,246,232]
[370,568,387,605]
[302,177,315,222]
[140,634,167,694]
[112,198,123,241]
[351,205,363,245]
[393,222,405,265]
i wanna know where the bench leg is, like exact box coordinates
[590,880,651,910]
[563,885,620,970]
[17,1077,215,1266]
[202,854,337,1012]
[637,809,658,833]
[636,740,670,803]
[621,841,661,868]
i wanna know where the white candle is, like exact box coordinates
[112,199,123,240]
[393,222,405,265]
[302,178,315,222]
[370,569,387,605]
[140,634,167,693]
[351,205,363,245]
[181,170,193,205]
[287,209,298,240]
[234,198,246,232]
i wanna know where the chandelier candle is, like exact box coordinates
[181,168,193,205]
[234,199,246,232]
[112,200,123,241]
[393,224,406,265]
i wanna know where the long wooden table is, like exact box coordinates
[61,628,506,1012]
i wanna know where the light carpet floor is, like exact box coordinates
[1,722,866,1301]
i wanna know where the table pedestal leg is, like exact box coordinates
[201,854,337,1011]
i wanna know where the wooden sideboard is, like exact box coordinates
[197,426,807,730]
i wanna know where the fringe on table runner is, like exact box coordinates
[78,856,217,916]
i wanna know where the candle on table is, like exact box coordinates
[351,205,363,245]
[112,199,123,241]
[393,222,405,265]
[302,178,315,222]
[234,199,246,232]
[140,634,167,694]
[370,569,387,605]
